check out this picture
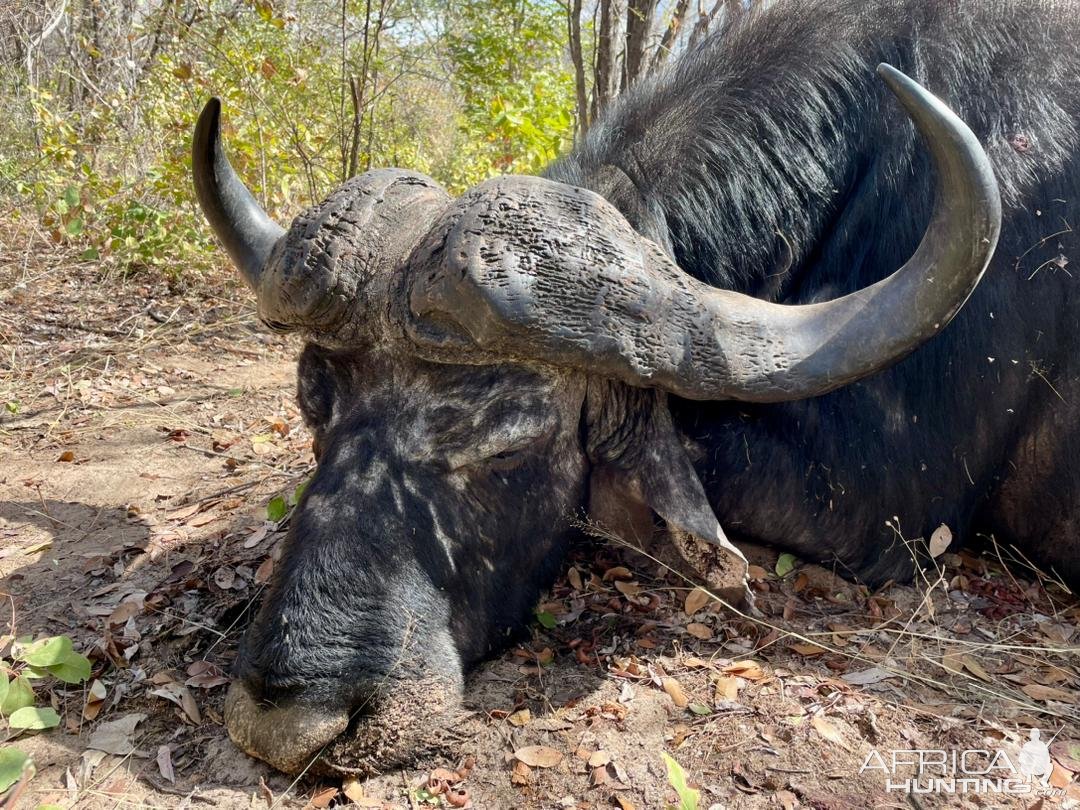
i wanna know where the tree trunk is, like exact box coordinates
[348,75,364,179]
[622,0,657,91]
[689,0,725,48]
[591,0,619,120]
[650,0,690,72]
[566,0,589,139]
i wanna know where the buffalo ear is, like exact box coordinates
[585,383,752,608]
[297,344,338,429]
[296,344,353,460]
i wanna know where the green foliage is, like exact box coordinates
[267,477,310,523]
[0,676,34,716]
[3,0,578,276]
[10,85,215,274]
[775,552,797,578]
[0,634,91,797]
[445,0,575,185]
[1,635,91,716]
[13,635,92,686]
[661,752,700,810]
[8,707,60,731]
[267,496,288,523]
[0,748,31,793]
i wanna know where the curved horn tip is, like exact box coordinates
[193,98,221,150]
[190,96,285,291]
[191,99,220,174]
[875,63,936,108]
[875,62,903,82]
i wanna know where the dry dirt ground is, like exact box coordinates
[2,225,1080,810]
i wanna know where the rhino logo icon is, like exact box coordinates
[1017,729,1053,787]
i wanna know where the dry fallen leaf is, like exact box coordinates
[789,642,827,657]
[107,597,143,626]
[662,677,689,708]
[842,667,894,686]
[723,660,765,680]
[342,777,366,803]
[446,788,471,808]
[185,661,230,689]
[714,675,740,701]
[614,580,642,597]
[510,760,531,785]
[686,622,713,640]
[156,745,175,783]
[244,524,269,549]
[590,764,608,787]
[1022,683,1077,703]
[1051,740,1080,772]
[670,723,691,749]
[603,566,633,581]
[83,679,107,721]
[960,654,992,683]
[513,746,563,768]
[811,714,850,751]
[307,786,337,808]
[428,767,461,786]
[929,524,953,558]
[212,566,236,590]
[1050,761,1073,789]
[87,713,146,755]
[507,709,531,727]
[684,588,710,616]
[255,556,274,583]
[588,750,611,768]
[165,502,202,522]
[186,511,218,528]
[567,567,584,591]
[149,683,202,724]
[942,652,965,675]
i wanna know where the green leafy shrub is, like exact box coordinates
[0,635,91,795]
[2,0,577,277]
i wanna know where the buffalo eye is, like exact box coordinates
[483,446,530,472]
[447,421,558,474]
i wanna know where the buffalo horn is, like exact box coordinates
[404,64,1002,402]
[192,98,285,293]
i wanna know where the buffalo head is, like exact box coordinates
[192,65,1000,774]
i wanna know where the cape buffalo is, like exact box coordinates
[191,0,1079,775]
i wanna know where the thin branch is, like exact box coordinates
[650,0,691,71]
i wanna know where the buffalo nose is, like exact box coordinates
[224,680,350,774]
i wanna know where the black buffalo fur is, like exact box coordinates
[547,0,1080,586]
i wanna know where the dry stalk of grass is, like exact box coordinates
[576,516,1080,730]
